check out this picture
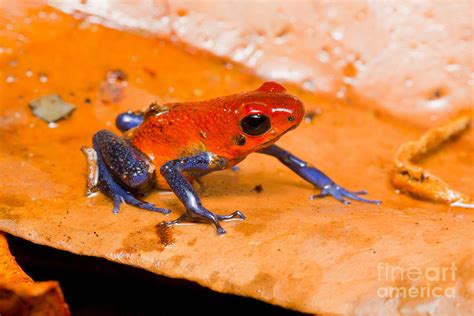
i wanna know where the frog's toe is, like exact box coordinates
[113,195,123,214]
[162,213,190,227]
[163,208,245,235]
[311,184,381,205]
[216,210,246,221]
[338,187,381,205]
[126,196,172,214]
[111,191,171,214]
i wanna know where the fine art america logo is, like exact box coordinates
[377,262,457,298]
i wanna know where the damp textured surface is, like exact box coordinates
[0,3,473,315]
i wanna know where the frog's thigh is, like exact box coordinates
[93,129,155,193]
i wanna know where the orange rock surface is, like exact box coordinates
[0,2,473,315]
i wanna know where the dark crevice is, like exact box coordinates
[7,234,308,316]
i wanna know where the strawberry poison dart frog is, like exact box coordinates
[83,82,380,235]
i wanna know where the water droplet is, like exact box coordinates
[343,77,355,85]
[330,30,344,41]
[25,69,33,77]
[48,122,58,128]
[0,47,12,55]
[274,25,291,45]
[17,34,27,43]
[247,49,263,67]
[445,63,460,72]
[354,59,366,72]
[6,75,16,83]
[317,50,330,63]
[160,16,170,25]
[336,86,346,99]
[425,97,449,109]
[303,80,316,90]
[39,73,48,83]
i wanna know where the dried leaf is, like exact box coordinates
[28,94,76,123]
[392,114,473,207]
[0,233,70,316]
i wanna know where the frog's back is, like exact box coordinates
[129,86,304,189]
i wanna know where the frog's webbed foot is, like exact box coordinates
[259,145,381,206]
[160,152,246,235]
[109,188,171,215]
[88,130,171,215]
[163,209,245,235]
[311,185,380,205]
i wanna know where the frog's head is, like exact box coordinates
[233,81,304,153]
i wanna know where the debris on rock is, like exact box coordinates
[106,69,128,83]
[80,146,99,197]
[28,94,76,123]
[100,69,128,103]
[304,110,320,123]
[392,113,473,208]
[253,184,264,193]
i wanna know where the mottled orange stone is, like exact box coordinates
[0,2,472,315]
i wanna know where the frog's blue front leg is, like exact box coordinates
[160,152,245,235]
[92,130,171,214]
[259,145,381,205]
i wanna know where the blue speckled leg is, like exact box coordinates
[92,130,171,214]
[160,152,246,235]
[259,145,381,205]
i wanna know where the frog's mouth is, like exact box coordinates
[255,124,299,150]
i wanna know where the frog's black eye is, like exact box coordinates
[240,113,271,136]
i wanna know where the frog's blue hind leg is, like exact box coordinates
[259,144,381,205]
[91,130,171,214]
[160,152,246,235]
[115,111,144,132]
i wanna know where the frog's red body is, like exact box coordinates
[128,82,304,189]
[86,81,379,235]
